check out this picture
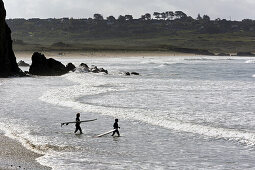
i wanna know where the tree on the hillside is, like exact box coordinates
[118,15,126,22]
[197,14,202,20]
[140,15,146,20]
[166,11,175,20]
[107,16,116,22]
[242,19,253,23]
[153,12,160,20]
[125,15,133,21]
[94,14,104,20]
[175,11,187,19]
[144,13,151,20]
[203,15,210,22]
[215,18,221,22]
[161,12,167,20]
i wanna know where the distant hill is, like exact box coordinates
[6,11,255,54]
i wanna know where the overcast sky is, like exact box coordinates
[3,0,255,21]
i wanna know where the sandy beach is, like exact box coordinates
[14,51,199,59]
[0,133,51,170]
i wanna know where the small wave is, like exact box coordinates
[245,60,255,64]
[140,61,156,64]
[252,74,255,78]
[157,63,171,68]
[157,63,185,68]
[25,141,79,153]
[0,119,79,156]
[184,58,214,61]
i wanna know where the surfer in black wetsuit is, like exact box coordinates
[74,113,83,134]
[112,119,120,137]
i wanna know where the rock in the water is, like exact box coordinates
[131,72,139,75]
[91,66,100,73]
[98,68,108,74]
[80,63,89,68]
[76,63,90,72]
[0,0,24,77]
[76,63,108,74]
[66,63,76,72]
[90,65,108,74]
[18,60,30,67]
[123,72,139,76]
[29,52,68,76]
[125,72,131,76]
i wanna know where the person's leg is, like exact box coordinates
[116,130,120,137]
[112,130,116,136]
[79,126,83,134]
[74,126,78,133]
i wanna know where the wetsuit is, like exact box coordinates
[112,122,120,136]
[74,117,82,134]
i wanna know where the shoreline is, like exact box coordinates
[14,50,201,59]
[0,133,51,170]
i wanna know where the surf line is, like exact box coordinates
[40,74,255,146]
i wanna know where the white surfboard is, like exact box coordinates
[96,129,115,137]
[61,119,97,127]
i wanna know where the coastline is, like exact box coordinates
[0,133,51,170]
[14,50,200,59]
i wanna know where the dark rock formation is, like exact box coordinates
[29,52,68,76]
[18,60,30,67]
[90,66,108,74]
[131,72,139,75]
[66,63,76,72]
[80,63,89,69]
[0,0,23,77]
[75,63,108,74]
[98,68,108,74]
[76,63,90,72]
[125,72,131,76]
[123,72,139,76]
[237,52,255,56]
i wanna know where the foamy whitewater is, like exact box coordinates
[0,56,255,169]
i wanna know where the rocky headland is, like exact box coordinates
[0,0,23,77]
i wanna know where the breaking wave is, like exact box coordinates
[245,60,255,64]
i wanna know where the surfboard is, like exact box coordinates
[96,129,115,137]
[61,119,97,127]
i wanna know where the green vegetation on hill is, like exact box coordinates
[7,11,255,54]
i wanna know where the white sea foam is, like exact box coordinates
[245,60,255,63]
[39,72,255,146]
[0,118,49,155]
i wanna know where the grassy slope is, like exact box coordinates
[12,29,255,54]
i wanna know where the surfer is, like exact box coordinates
[74,113,83,134]
[111,119,120,137]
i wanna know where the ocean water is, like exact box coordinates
[0,56,255,169]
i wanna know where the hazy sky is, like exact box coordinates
[4,0,255,20]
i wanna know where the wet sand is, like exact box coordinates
[0,134,51,170]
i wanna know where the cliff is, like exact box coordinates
[0,0,23,77]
